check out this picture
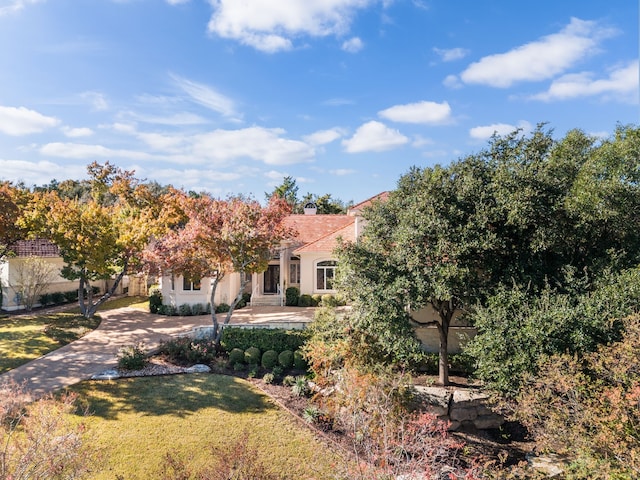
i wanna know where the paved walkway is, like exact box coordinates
[0,306,315,398]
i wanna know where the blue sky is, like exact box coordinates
[0,0,637,204]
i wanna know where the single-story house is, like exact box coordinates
[159,193,389,308]
[0,239,142,311]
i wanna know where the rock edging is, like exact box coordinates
[414,386,504,431]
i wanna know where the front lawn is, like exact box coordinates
[0,296,148,373]
[70,374,345,479]
[0,312,100,373]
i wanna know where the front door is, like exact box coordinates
[264,265,280,294]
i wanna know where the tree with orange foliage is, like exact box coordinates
[147,193,293,343]
[20,162,173,318]
[0,182,28,261]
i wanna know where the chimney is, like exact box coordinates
[303,202,317,215]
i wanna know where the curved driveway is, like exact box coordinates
[0,306,314,399]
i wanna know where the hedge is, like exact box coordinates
[221,327,308,354]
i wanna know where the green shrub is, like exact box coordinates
[293,350,307,371]
[261,350,278,369]
[285,287,300,306]
[228,348,245,366]
[166,305,178,316]
[272,365,284,377]
[245,347,261,365]
[297,294,312,307]
[117,343,147,370]
[233,362,245,371]
[39,293,51,306]
[158,336,217,365]
[191,303,205,316]
[311,294,322,307]
[51,292,65,304]
[206,303,212,314]
[262,372,275,384]
[247,365,258,378]
[321,294,338,307]
[278,350,294,369]
[282,375,296,387]
[302,406,320,424]
[292,376,309,397]
[215,303,230,314]
[64,290,77,303]
[221,328,307,354]
[178,303,193,316]
[149,286,162,314]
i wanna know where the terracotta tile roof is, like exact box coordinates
[12,239,59,257]
[294,219,356,254]
[348,191,389,215]
[283,215,354,246]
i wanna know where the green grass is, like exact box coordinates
[0,312,100,373]
[0,296,148,373]
[69,374,345,479]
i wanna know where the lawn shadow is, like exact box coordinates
[71,373,275,421]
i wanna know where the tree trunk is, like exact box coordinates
[435,300,454,386]
[209,275,221,342]
[215,275,250,345]
[78,261,129,318]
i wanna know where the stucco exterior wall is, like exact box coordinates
[414,326,477,354]
[1,256,106,311]
[298,252,338,295]
[159,272,245,307]
[411,305,467,327]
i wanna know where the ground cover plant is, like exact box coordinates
[68,373,344,480]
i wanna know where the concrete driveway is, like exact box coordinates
[0,305,315,398]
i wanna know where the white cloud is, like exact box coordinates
[342,36,364,53]
[62,126,94,138]
[412,135,434,147]
[0,106,59,136]
[469,121,532,140]
[264,170,288,180]
[443,74,463,89]
[329,168,355,175]
[207,0,374,53]
[0,0,42,16]
[342,120,408,153]
[0,159,85,186]
[190,127,315,165]
[378,100,452,124]
[433,47,469,62]
[80,91,109,111]
[461,18,615,88]
[40,142,155,161]
[323,97,356,106]
[303,128,344,145]
[121,110,209,126]
[531,60,639,102]
[170,73,240,120]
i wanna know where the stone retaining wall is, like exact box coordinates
[414,385,504,431]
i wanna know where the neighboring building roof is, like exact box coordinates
[294,219,356,254]
[347,191,389,216]
[12,239,59,257]
[283,215,354,246]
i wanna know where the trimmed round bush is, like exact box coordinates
[321,294,338,307]
[215,303,230,313]
[298,294,312,307]
[228,348,245,366]
[245,346,261,365]
[285,287,300,306]
[293,350,307,371]
[311,294,322,307]
[178,303,192,316]
[278,350,294,369]
[261,350,278,369]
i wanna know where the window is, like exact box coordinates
[182,275,201,291]
[316,260,337,291]
[289,263,300,284]
[170,274,175,291]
